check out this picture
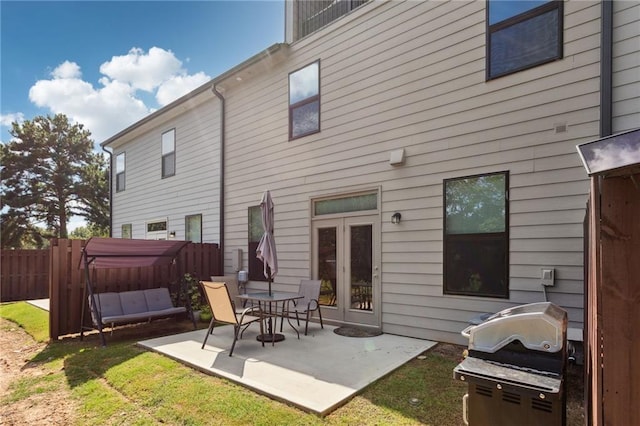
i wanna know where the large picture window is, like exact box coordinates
[289,60,320,140]
[162,129,176,178]
[487,0,562,79]
[116,152,125,192]
[248,205,266,281]
[444,172,509,298]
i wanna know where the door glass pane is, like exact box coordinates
[350,224,372,311]
[318,227,337,307]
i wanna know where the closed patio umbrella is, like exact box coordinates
[256,190,278,295]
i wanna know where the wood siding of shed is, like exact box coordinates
[111,98,221,245]
[220,0,608,344]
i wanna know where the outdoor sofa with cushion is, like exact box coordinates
[88,287,187,328]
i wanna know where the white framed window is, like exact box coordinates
[146,219,168,240]
[185,214,202,243]
[116,152,125,192]
[289,60,320,140]
[121,223,132,239]
[162,129,176,178]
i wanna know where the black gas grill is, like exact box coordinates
[453,302,568,426]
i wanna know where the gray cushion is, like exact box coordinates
[94,292,124,317]
[119,290,149,315]
[102,307,186,325]
[144,288,174,311]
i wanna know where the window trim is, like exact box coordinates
[161,128,176,178]
[115,152,125,192]
[486,0,563,80]
[288,60,321,140]
[443,171,509,298]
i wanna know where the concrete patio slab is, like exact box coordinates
[27,299,50,311]
[138,324,435,415]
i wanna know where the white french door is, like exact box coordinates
[312,215,379,327]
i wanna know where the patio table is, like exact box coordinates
[237,291,303,344]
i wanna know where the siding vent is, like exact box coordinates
[554,123,568,134]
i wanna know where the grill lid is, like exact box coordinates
[461,302,567,354]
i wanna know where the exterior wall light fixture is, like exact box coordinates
[391,212,402,224]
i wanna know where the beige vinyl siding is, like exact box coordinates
[612,1,640,132]
[219,0,605,344]
[112,98,221,243]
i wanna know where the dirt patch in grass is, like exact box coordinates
[0,317,77,425]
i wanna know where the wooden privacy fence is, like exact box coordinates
[49,239,221,340]
[1,249,50,302]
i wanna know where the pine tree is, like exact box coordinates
[1,114,109,247]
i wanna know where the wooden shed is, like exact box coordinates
[577,128,640,426]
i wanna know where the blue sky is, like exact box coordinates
[1,0,284,144]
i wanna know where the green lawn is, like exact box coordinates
[1,302,583,425]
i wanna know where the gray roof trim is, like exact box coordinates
[101,42,288,148]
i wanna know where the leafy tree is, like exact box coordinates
[0,211,52,249]
[1,114,109,247]
[69,224,108,240]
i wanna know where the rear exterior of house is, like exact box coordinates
[103,0,640,345]
[104,91,222,244]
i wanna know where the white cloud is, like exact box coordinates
[156,72,211,106]
[26,48,211,144]
[100,47,183,92]
[29,62,150,143]
[0,112,25,127]
[51,60,82,79]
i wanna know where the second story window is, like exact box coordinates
[162,129,176,178]
[289,60,320,140]
[116,152,125,192]
[487,0,563,80]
